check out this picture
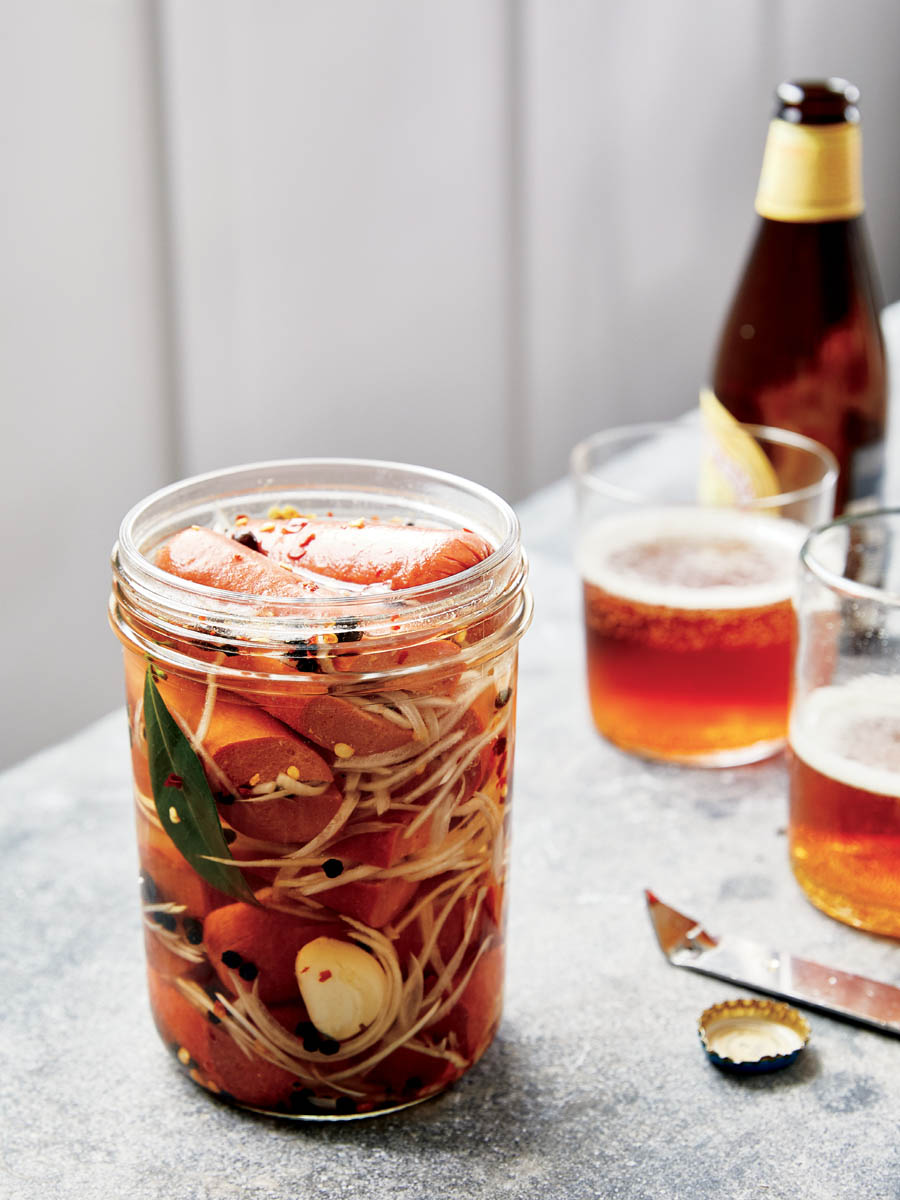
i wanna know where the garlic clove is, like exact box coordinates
[295,936,387,1043]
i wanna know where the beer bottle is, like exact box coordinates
[710,79,887,512]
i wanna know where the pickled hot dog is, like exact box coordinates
[147,969,302,1107]
[157,526,323,598]
[148,671,344,846]
[244,517,492,590]
[154,524,474,751]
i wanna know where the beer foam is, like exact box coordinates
[577,507,806,610]
[790,676,900,799]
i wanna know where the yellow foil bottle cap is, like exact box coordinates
[755,118,862,223]
[698,389,781,507]
[698,998,811,1074]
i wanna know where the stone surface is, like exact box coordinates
[4,483,900,1199]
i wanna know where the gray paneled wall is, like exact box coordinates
[1,1,171,769]
[3,0,900,767]
[161,1,513,492]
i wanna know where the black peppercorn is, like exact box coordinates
[334,616,363,644]
[295,1021,321,1053]
[285,640,322,673]
[183,917,204,945]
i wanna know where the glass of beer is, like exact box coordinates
[789,509,900,935]
[572,420,837,766]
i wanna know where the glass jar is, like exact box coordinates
[109,459,531,1118]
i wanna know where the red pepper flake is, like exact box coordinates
[326,511,334,517]
[396,650,409,665]
[318,969,332,983]
[391,624,401,632]
[299,966,309,975]
[236,785,254,798]
[493,736,507,757]
[164,773,183,790]
[287,532,316,558]
[284,519,308,533]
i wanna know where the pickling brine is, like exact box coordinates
[110,460,531,1118]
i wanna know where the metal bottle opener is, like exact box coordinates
[646,889,900,1036]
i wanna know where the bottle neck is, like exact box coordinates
[755,118,863,222]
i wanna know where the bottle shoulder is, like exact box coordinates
[739,215,877,274]
[715,216,883,338]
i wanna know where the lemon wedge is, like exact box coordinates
[698,388,781,507]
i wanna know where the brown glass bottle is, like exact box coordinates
[711,79,887,512]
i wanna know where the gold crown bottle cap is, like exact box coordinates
[698,998,810,1074]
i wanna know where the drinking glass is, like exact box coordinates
[572,420,837,766]
[789,509,900,934]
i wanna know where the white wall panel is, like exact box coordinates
[521,0,776,494]
[161,0,513,496]
[0,1,172,767]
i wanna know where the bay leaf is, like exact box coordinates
[143,665,257,904]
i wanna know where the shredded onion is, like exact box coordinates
[146,648,516,1108]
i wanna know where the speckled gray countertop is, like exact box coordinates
[4,481,900,1200]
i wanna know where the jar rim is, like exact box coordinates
[111,457,530,659]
